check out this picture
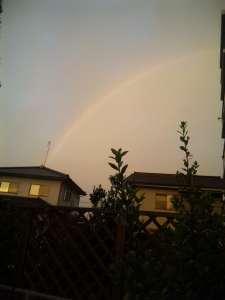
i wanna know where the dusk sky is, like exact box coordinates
[1,0,225,207]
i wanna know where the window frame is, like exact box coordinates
[155,193,177,210]
[29,184,49,197]
[63,190,71,202]
[0,181,19,194]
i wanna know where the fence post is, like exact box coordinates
[14,207,34,287]
[112,214,126,300]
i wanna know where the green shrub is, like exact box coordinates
[120,122,225,300]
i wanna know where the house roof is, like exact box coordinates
[126,172,225,190]
[0,166,86,195]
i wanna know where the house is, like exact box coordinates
[220,10,225,178]
[126,172,225,229]
[0,165,86,207]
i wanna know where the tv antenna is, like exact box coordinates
[44,141,51,166]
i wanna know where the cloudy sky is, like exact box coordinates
[1,0,224,207]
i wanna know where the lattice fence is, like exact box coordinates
[0,203,175,300]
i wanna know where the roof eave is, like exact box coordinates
[0,172,65,181]
[64,178,86,196]
[127,181,225,191]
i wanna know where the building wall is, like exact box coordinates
[0,176,62,206]
[137,186,178,213]
[57,182,80,207]
[135,186,223,230]
[136,186,178,230]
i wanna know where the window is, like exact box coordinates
[0,182,19,194]
[63,190,71,202]
[29,185,49,197]
[155,194,175,210]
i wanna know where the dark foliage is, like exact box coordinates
[119,122,225,300]
[0,198,16,275]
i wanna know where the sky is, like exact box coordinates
[1,0,225,207]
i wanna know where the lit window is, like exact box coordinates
[29,185,49,197]
[0,182,19,194]
[30,185,40,195]
[9,182,19,193]
[64,190,71,202]
[155,194,175,210]
[39,185,49,196]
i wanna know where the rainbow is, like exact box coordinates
[47,48,219,163]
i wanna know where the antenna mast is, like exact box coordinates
[44,141,51,166]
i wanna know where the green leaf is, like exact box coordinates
[130,250,136,257]
[161,288,167,296]
[121,151,128,157]
[142,261,149,270]
[122,293,129,300]
[204,265,209,272]
[121,164,128,174]
[182,235,190,245]
[111,148,118,155]
[133,231,139,238]
[108,163,119,171]
[185,259,194,267]
[118,161,123,168]
[186,281,193,289]
[108,263,114,271]
[122,221,129,226]
[116,173,123,181]
[115,154,121,163]
[139,193,145,201]
[137,283,143,289]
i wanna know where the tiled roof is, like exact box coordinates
[0,166,86,195]
[126,172,225,190]
[0,166,68,179]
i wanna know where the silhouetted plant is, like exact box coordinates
[89,148,145,230]
[0,197,15,275]
[120,122,225,300]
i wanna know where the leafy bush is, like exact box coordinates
[119,122,225,300]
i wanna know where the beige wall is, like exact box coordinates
[135,186,223,230]
[137,186,178,213]
[0,176,62,206]
[136,186,178,230]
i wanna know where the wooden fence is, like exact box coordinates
[0,203,175,300]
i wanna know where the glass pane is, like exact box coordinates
[30,185,40,195]
[155,194,167,209]
[64,190,67,201]
[64,190,71,202]
[155,201,167,209]
[68,192,71,202]
[39,185,49,196]
[9,182,19,194]
[0,182,10,192]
